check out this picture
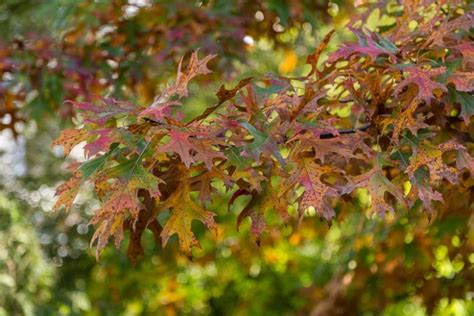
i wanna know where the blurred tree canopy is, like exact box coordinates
[0,0,473,315]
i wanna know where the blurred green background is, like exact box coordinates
[0,0,473,315]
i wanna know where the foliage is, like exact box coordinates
[51,0,474,264]
[0,0,335,136]
[1,0,473,315]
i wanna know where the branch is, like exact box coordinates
[318,122,372,139]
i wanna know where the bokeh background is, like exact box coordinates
[0,0,473,315]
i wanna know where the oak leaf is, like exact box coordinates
[90,191,140,259]
[159,183,217,255]
[406,141,461,185]
[282,157,342,222]
[51,128,88,156]
[53,164,82,211]
[328,28,396,64]
[83,128,115,158]
[156,129,225,169]
[394,66,447,103]
[350,168,406,217]
[447,71,474,92]
[165,51,216,98]
[71,98,137,126]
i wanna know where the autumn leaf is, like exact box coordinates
[53,163,82,211]
[306,29,335,77]
[80,146,117,179]
[192,167,231,204]
[350,168,406,217]
[406,141,462,185]
[290,131,369,163]
[239,121,285,165]
[393,65,447,103]
[165,50,216,98]
[83,128,116,158]
[156,129,225,169]
[452,42,474,68]
[423,14,473,48]
[447,71,474,92]
[229,168,267,192]
[51,128,89,156]
[159,182,216,255]
[90,191,140,259]
[156,130,196,168]
[456,147,474,175]
[449,88,474,124]
[234,190,266,245]
[382,99,429,143]
[126,165,164,199]
[98,155,164,199]
[71,98,137,126]
[328,28,397,64]
[234,182,288,245]
[408,168,443,214]
[139,101,181,121]
[281,157,341,222]
[187,77,254,125]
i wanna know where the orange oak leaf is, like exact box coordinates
[51,128,89,156]
[159,182,216,255]
[53,164,82,211]
[165,50,216,98]
[234,183,288,245]
[382,99,429,143]
[90,191,140,259]
[406,141,460,185]
[306,29,335,77]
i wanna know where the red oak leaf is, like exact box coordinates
[281,157,343,222]
[233,183,288,245]
[452,43,474,68]
[71,98,137,126]
[139,100,181,121]
[156,129,225,169]
[393,66,447,103]
[448,72,474,92]
[350,168,406,217]
[83,128,115,158]
[328,29,396,64]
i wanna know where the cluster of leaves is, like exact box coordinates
[52,0,474,262]
[0,0,335,136]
